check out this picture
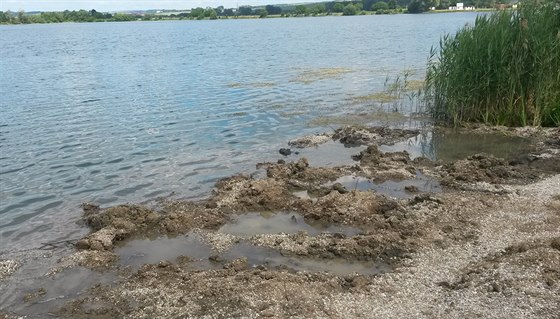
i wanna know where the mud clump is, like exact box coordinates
[259,158,353,187]
[212,175,297,212]
[76,202,226,252]
[300,190,402,229]
[352,145,416,181]
[288,134,332,148]
[332,126,419,146]
[250,232,410,261]
[439,153,538,187]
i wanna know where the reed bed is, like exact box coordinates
[424,0,560,127]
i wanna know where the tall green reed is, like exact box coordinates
[424,0,560,127]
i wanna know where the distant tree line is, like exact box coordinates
[0,0,500,24]
[0,9,139,24]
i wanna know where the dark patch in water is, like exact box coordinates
[74,161,102,168]
[114,183,153,197]
[1,163,35,175]
[0,195,57,216]
[106,158,124,164]
[81,98,102,103]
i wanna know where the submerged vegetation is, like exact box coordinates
[291,68,354,84]
[424,0,560,127]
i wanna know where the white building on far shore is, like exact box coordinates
[449,3,476,10]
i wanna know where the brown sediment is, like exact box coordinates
[13,125,560,318]
[332,125,419,146]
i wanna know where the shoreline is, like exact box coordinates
[1,124,559,318]
[0,10,491,26]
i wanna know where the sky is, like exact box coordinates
[0,0,299,12]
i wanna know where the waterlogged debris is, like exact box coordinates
[291,68,353,84]
[218,212,360,237]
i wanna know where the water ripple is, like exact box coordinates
[0,14,480,250]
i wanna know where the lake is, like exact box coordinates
[0,13,480,252]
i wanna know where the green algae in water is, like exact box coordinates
[351,92,399,104]
[309,111,407,126]
[227,82,276,88]
[291,68,354,84]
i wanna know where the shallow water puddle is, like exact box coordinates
[116,232,212,269]
[116,236,386,276]
[381,130,534,161]
[330,171,441,198]
[292,141,364,167]
[8,267,116,316]
[223,243,389,275]
[218,212,360,236]
[115,215,385,275]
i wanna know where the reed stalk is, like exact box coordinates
[424,0,560,127]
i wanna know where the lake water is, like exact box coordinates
[0,14,480,252]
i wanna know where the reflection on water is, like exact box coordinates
[116,233,212,270]
[1,265,117,317]
[328,171,441,198]
[381,130,534,161]
[218,212,360,237]
[291,141,364,167]
[116,233,387,276]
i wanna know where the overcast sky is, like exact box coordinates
[0,0,298,12]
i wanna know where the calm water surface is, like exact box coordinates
[0,14,479,251]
